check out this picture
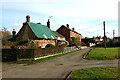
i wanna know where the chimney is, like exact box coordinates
[47,19,50,28]
[72,27,74,31]
[26,15,30,23]
[66,24,69,28]
[12,29,16,40]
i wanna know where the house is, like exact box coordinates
[52,31,68,46]
[113,37,120,43]
[93,36,102,44]
[56,24,81,46]
[13,15,57,48]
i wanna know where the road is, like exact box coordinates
[2,48,119,78]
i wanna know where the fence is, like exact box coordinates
[2,49,34,61]
[2,46,78,61]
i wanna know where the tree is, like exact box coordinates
[81,38,95,46]
[70,37,78,46]
[1,27,11,38]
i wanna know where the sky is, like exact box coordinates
[0,0,120,38]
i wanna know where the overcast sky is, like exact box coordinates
[0,0,119,38]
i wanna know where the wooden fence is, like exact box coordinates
[2,46,77,61]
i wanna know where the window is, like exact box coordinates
[43,34,47,39]
[63,38,65,40]
[51,35,54,39]
[58,37,60,40]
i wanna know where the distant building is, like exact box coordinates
[56,24,81,45]
[114,37,120,43]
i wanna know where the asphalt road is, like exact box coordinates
[2,48,119,78]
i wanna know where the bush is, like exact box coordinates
[10,46,15,49]
[46,44,55,47]
[68,44,77,47]
[17,41,28,45]
[71,37,77,45]
[81,42,89,46]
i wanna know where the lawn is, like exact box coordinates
[68,67,119,79]
[83,47,119,60]
[8,49,80,64]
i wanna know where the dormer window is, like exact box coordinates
[43,34,47,39]
[51,35,54,39]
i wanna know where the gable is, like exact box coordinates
[57,25,81,35]
[15,23,36,41]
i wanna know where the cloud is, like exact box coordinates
[74,19,86,23]
[9,22,22,33]
[68,24,118,38]
[2,0,119,38]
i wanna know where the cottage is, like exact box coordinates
[14,15,57,48]
[56,24,81,45]
[52,31,68,46]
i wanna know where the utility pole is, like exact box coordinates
[113,30,115,39]
[103,21,106,48]
[113,30,115,46]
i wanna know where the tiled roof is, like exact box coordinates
[27,22,57,39]
[52,31,65,38]
[60,25,81,35]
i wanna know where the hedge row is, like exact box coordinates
[96,42,120,47]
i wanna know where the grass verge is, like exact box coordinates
[68,67,119,80]
[83,47,119,60]
[7,49,80,64]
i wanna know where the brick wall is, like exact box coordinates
[34,39,57,48]
[70,31,81,46]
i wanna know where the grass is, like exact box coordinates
[7,49,80,64]
[83,47,119,60]
[68,67,119,80]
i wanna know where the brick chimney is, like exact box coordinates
[26,15,30,23]
[66,24,69,28]
[47,19,50,28]
[12,29,16,40]
[72,27,74,31]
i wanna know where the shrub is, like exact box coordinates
[68,44,77,47]
[46,44,55,47]
[96,42,120,47]
[10,46,15,49]
[17,41,28,45]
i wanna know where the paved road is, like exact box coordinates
[2,48,119,78]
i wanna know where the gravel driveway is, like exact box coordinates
[2,48,119,78]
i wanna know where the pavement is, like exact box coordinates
[2,47,119,78]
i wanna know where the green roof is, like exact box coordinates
[27,22,57,39]
[3,35,13,40]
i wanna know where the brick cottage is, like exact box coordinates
[57,24,81,45]
[15,15,57,48]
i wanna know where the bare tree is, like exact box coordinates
[1,27,11,38]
